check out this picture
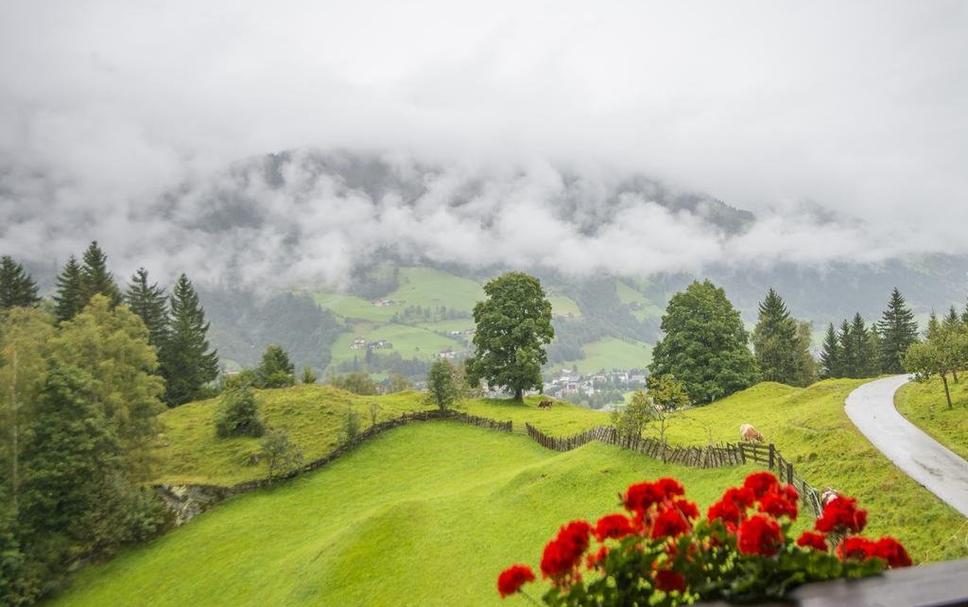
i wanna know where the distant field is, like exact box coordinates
[548,293,582,318]
[387,266,484,311]
[152,385,606,486]
[312,291,397,323]
[615,280,663,320]
[550,336,653,373]
[895,377,968,461]
[328,323,464,368]
[53,423,751,607]
[659,380,968,562]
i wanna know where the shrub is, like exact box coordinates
[214,386,265,438]
[301,366,318,384]
[497,472,909,606]
[341,408,361,444]
[427,359,460,411]
[260,429,304,480]
[329,372,378,395]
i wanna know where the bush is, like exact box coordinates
[341,408,361,444]
[301,366,318,384]
[497,472,910,606]
[254,345,296,388]
[260,429,304,480]
[329,372,378,395]
[426,359,459,411]
[214,386,265,438]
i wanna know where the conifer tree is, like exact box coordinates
[876,288,920,374]
[961,300,968,326]
[79,241,121,307]
[927,311,941,340]
[53,256,84,322]
[838,319,856,378]
[943,305,961,331]
[160,274,219,406]
[0,256,40,309]
[844,313,877,378]
[819,323,841,379]
[124,268,168,348]
[751,288,805,385]
[254,345,296,388]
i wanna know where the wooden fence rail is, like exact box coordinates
[523,423,823,517]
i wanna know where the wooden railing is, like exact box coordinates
[524,423,824,517]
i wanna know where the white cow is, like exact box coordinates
[739,423,765,443]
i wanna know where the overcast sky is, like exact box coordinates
[1,1,966,286]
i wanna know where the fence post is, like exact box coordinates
[768,444,775,469]
[786,462,794,485]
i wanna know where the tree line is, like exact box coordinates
[0,244,221,605]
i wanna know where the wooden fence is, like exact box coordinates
[524,423,823,517]
[156,409,512,524]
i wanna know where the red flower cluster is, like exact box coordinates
[835,536,912,568]
[541,520,592,581]
[737,513,783,556]
[594,514,633,542]
[796,531,828,551]
[497,564,535,598]
[498,472,912,604]
[815,496,867,534]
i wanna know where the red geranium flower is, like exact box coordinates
[497,564,535,598]
[623,481,665,513]
[673,498,700,520]
[837,536,876,561]
[594,514,634,541]
[656,477,685,499]
[796,530,828,551]
[707,498,743,526]
[759,487,798,520]
[744,471,779,498]
[737,513,783,556]
[540,520,592,580]
[872,537,912,568]
[651,506,691,539]
[654,569,687,593]
[815,496,867,534]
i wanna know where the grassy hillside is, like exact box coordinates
[51,423,751,607]
[895,377,968,461]
[152,385,606,486]
[615,280,663,320]
[550,337,653,374]
[659,380,968,562]
[328,323,464,366]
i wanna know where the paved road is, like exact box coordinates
[845,375,968,517]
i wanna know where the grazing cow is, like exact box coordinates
[820,487,841,507]
[538,399,554,409]
[739,423,764,443]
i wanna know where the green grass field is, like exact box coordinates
[658,380,968,562]
[548,293,581,318]
[312,291,398,323]
[152,385,607,486]
[50,422,752,607]
[387,266,484,311]
[328,323,465,368]
[615,280,663,320]
[550,337,653,373]
[895,377,968,461]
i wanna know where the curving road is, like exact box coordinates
[845,374,968,517]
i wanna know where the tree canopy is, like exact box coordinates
[467,272,554,400]
[255,345,296,388]
[159,274,219,406]
[648,280,757,404]
[751,288,815,386]
[0,256,40,310]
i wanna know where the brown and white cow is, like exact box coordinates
[739,423,765,443]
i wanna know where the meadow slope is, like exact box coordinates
[51,422,751,607]
[895,377,968,461]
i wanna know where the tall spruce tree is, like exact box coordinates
[819,322,842,378]
[876,288,919,374]
[927,310,941,340]
[751,288,804,385]
[838,320,856,378]
[79,241,121,307]
[124,268,168,348]
[53,256,84,322]
[649,280,757,403]
[160,274,218,406]
[943,305,961,331]
[0,256,40,309]
[845,313,876,378]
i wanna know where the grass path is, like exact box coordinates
[895,376,968,461]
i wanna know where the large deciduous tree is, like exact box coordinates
[49,295,165,481]
[877,288,919,374]
[648,280,757,404]
[0,256,40,310]
[160,274,219,406]
[467,272,554,401]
